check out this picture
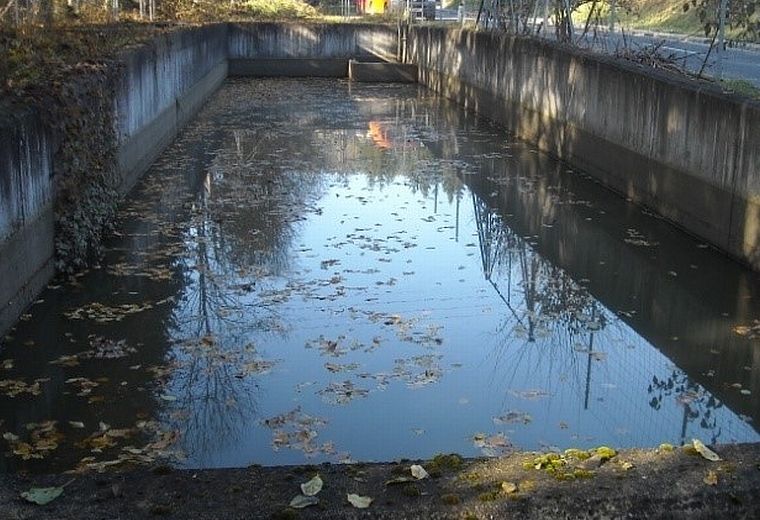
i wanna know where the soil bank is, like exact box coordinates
[1,443,759,519]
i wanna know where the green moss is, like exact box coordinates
[594,446,617,461]
[426,453,464,477]
[564,448,591,460]
[659,443,675,452]
[573,469,596,479]
[531,452,567,470]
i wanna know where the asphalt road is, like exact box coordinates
[581,29,760,87]
[430,9,760,87]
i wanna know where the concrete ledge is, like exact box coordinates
[349,60,418,82]
[229,58,348,77]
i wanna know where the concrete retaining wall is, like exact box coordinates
[117,23,229,193]
[0,25,228,335]
[228,23,400,76]
[407,27,760,269]
[0,103,55,334]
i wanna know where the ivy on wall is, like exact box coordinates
[33,59,123,273]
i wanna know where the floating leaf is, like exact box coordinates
[692,439,720,461]
[509,389,551,400]
[300,474,323,496]
[289,494,319,509]
[493,411,532,425]
[410,464,428,480]
[347,493,373,508]
[20,486,64,505]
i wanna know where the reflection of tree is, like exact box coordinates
[160,123,333,464]
[648,370,723,445]
[472,185,728,443]
[163,172,267,463]
[472,189,611,406]
[474,191,605,343]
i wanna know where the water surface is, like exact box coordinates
[2,78,759,473]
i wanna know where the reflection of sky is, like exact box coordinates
[2,80,758,474]
[169,171,760,468]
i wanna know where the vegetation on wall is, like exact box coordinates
[41,60,122,273]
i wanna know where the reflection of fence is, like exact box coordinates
[469,183,759,447]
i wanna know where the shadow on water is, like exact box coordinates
[0,78,759,473]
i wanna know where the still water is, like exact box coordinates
[2,78,760,473]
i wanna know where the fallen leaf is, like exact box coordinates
[300,474,323,496]
[20,485,66,505]
[693,439,720,461]
[704,470,718,486]
[289,494,319,508]
[347,493,373,508]
[410,464,428,480]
